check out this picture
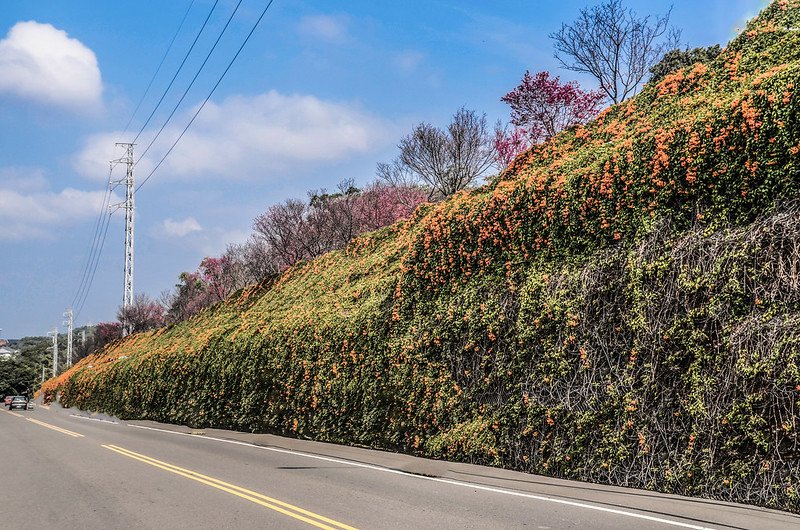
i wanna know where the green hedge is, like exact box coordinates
[45,1,800,513]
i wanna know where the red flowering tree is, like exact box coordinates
[94,321,123,349]
[354,182,428,231]
[117,293,166,334]
[493,124,531,168]
[501,71,605,144]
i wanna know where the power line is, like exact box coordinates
[71,170,113,310]
[71,1,211,321]
[120,0,197,139]
[130,0,220,145]
[135,0,245,167]
[75,210,113,320]
[137,0,276,192]
[71,0,276,324]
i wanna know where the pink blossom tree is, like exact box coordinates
[501,71,605,144]
[95,321,123,346]
[117,293,166,334]
[493,124,532,168]
[354,182,428,231]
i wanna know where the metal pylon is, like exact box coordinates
[111,143,135,336]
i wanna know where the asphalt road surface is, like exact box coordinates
[1,404,798,529]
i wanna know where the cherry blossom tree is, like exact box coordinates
[117,293,166,334]
[501,71,605,144]
[493,124,531,168]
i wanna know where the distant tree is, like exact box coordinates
[354,181,428,231]
[220,243,265,289]
[195,255,252,303]
[304,180,361,256]
[648,45,722,84]
[117,293,166,334]
[251,178,428,274]
[501,71,605,144]
[164,270,217,324]
[394,107,496,198]
[550,0,681,104]
[94,322,123,350]
[0,357,39,397]
[376,160,433,205]
[253,198,308,270]
[493,124,532,168]
[236,237,280,281]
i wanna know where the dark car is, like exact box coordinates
[8,396,28,411]
[3,396,12,407]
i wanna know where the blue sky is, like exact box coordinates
[0,0,768,338]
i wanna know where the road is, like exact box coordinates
[1,404,797,529]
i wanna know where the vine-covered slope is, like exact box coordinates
[45,1,800,511]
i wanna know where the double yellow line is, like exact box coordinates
[102,444,357,530]
[25,416,84,438]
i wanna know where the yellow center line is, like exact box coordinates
[102,444,358,530]
[25,417,85,438]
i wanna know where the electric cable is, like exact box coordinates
[134,0,245,166]
[130,0,220,145]
[71,169,113,310]
[75,209,114,320]
[120,0,196,139]
[137,0,275,192]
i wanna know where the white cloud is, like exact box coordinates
[159,217,202,238]
[0,21,102,112]
[74,90,393,183]
[297,14,349,42]
[0,166,48,192]
[394,51,425,74]
[0,178,117,241]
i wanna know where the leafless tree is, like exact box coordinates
[238,237,279,281]
[376,160,432,207]
[116,293,166,334]
[396,107,495,199]
[252,198,307,270]
[224,242,273,285]
[550,0,680,104]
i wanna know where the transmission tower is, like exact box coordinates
[63,308,74,367]
[111,143,135,336]
[48,328,58,377]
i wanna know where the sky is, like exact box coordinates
[0,0,769,338]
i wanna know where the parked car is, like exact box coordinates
[8,396,28,411]
[3,396,12,407]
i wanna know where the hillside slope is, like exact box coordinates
[44,1,800,511]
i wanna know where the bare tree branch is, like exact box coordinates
[396,107,495,198]
[551,1,680,104]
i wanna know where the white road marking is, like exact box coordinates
[70,414,118,424]
[127,424,717,529]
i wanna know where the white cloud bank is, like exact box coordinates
[74,90,392,182]
[0,167,117,241]
[159,217,202,238]
[0,21,102,112]
[297,14,349,42]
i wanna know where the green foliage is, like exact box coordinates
[649,45,722,84]
[42,1,800,513]
[1,336,50,397]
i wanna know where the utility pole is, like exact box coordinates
[48,328,58,377]
[111,143,135,336]
[63,308,74,368]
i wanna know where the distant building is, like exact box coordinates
[0,346,18,360]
